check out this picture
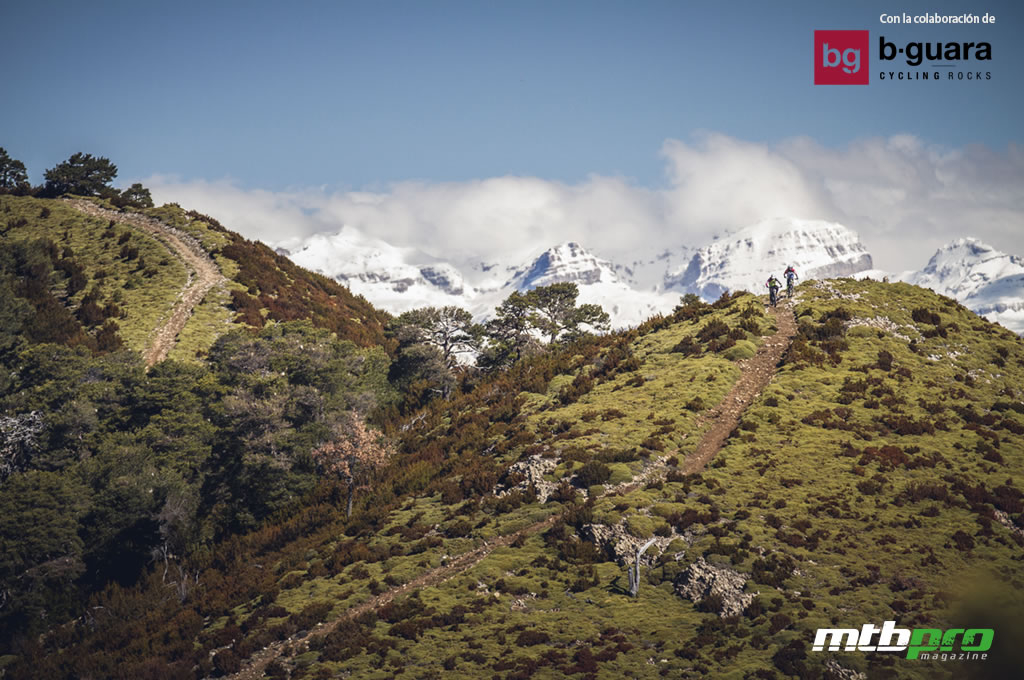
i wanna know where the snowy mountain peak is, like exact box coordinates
[281,217,1022,335]
[911,238,1024,300]
[666,218,872,300]
[898,238,1024,334]
[511,241,621,291]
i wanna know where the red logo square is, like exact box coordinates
[815,30,869,85]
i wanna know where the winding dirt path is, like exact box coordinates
[683,300,797,473]
[228,300,797,678]
[229,516,558,680]
[63,199,226,367]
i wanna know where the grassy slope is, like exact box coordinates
[1,196,392,361]
[10,274,1021,679]
[206,283,1022,680]
[141,202,394,354]
[1,195,188,353]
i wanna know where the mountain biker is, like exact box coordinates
[784,266,798,297]
[766,275,781,307]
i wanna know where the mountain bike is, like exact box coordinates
[768,285,779,307]
[786,277,795,299]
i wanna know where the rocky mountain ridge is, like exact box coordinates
[284,219,1024,333]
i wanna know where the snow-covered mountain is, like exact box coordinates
[285,227,471,312]
[905,238,1024,300]
[666,218,872,299]
[611,245,694,292]
[285,218,875,327]
[507,242,615,289]
[283,219,1022,334]
[503,243,681,327]
[902,238,1024,334]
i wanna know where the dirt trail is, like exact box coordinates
[230,516,558,680]
[683,300,797,473]
[228,300,797,678]
[63,199,225,367]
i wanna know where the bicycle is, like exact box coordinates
[786,277,795,299]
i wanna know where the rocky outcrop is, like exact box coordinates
[495,455,559,503]
[994,510,1024,544]
[580,523,676,565]
[674,557,757,618]
[824,659,867,680]
[845,315,912,342]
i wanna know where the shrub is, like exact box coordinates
[911,308,941,325]
[772,639,808,677]
[671,336,702,356]
[900,482,949,503]
[951,530,975,551]
[640,436,665,452]
[752,554,793,588]
[697,593,724,614]
[685,396,705,412]
[516,630,550,646]
[768,613,792,634]
[575,461,611,487]
[823,307,852,322]
[697,318,730,343]
[212,649,241,676]
[857,478,883,495]
[876,349,894,371]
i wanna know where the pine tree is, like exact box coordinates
[43,152,117,197]
[0,147,28,191]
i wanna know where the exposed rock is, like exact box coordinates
[811,279,862,301]
[509,592,538,611]
[495,455,559,503]
[580,523,674,566]
[994,510,1024,543]
[419,265,465,295]
[846,315,912,342]
[824,658,867,680]
[674,557,757,618]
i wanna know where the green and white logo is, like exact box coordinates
[812,621,993,660]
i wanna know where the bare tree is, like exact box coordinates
[0,411,44,481]
[394,306,483,368]
[628,538,658,598]
[311,414,392,518]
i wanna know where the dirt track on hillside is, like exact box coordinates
[683,300,797,473]
[64,199,225,367]
[227,301,798,678]
[229,516,558,680]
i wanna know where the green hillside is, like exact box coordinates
[141,201,393,353]
[6,280,1020,680]
[1,195,188,355]
[0,195,392,363]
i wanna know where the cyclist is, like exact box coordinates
[766,275,782,307]
[783,265,798,298]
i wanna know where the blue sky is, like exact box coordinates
[3,0,1022,269]
[4,0,1020,187]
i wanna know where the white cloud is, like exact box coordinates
[660,133,837,241]
[146,134,1024,273]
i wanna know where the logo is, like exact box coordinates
[814,30,870,84]
[812,621,993,661]
[878,36,992,66]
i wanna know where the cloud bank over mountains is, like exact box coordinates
[146,133,1023,273]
